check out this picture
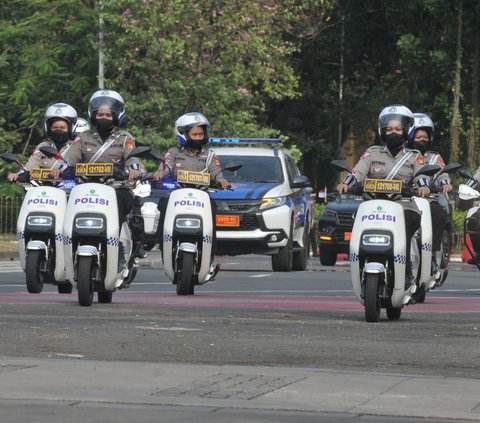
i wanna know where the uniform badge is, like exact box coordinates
[125,138,135,150]
[87,148,92,152]
[416,155,425,165]
[176,162,182,167]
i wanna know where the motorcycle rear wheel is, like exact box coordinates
[77,256,95,306]
[177,251,195,295]
[364,273,381,322]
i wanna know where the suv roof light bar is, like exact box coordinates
[209,138,281,144]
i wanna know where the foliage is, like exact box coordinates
[452,208,468,238]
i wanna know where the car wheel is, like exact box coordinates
[319,249,337,266]
[272,223,293,272]
[292,221,309,271]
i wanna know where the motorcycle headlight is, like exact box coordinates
[75,217,104,229]
[260,197,286,209]
[176,218,201,229]
[362,234,391,246]
[27,215,53,226]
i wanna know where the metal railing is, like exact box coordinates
[0,197,23,233]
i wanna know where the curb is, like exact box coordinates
[0,251,19,262]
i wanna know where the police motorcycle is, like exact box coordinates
[1,152,74,294]
[458,168,480,269]
[422,163,463,292]
[161,162,242,295]
[331,160,440,322]
[41,145,153,306]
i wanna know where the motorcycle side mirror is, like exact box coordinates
[0,152,18,164]
[125,146,151,160]
[148,149,164,162]
[39,146,61,159]
[222,162,243,172]
[414,164,441,177]
[459,168,474,180]
[437,163,462,175]
[330,159,351,174]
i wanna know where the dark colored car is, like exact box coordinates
[317,193,363,266]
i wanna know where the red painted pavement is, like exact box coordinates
[1,292,480,312]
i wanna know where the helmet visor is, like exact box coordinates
[379,114,412,131]
[89,96,124,117]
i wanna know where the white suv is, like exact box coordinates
[210,139,312,271]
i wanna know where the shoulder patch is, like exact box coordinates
[73,136,81,144]
[416,155,425,165]
[361,151,370,160]
[437,156,446,167]
[213,154,220,167]
[125,138,135,150]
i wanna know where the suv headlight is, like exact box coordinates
[27,215,53,226]
[260,197,286,210]
[75,217,104,229]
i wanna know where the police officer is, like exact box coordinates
[408,113,451,280]
[153,112,230,265]
[8,103,78,181]
[153,112,230,188]
[61,90,146,257]
[337,105,430,288]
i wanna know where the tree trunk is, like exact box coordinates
[450,0,463,163]
[468,11,480,169]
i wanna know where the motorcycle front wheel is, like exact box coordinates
[25,250,46,294]
[77,256,95,306]
[177,251,195,296]
[364,273,381,322]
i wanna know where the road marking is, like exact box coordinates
[135,326,202,331]
[249,274,272,278]
[54,353,85,358]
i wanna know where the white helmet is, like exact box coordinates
[88,90,125,125]
[413,112,434,145]
[73,117,91,136]
[175,112,210,146]
[44,103,78,138]
[378,104,414,141]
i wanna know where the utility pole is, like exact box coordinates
[98,0,105,89]
[337,12,345,156]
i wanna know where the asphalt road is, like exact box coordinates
[1,254,480,422]
[1,253,480,376]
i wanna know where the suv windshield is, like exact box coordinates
[217,155,284,183]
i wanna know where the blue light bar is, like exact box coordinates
[209,138,280,144]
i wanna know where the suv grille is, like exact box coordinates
[337,211,355,227]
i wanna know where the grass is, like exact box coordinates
[0,234,18,251]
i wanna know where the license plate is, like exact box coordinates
[344,232,352,241]
[216,215,240,227]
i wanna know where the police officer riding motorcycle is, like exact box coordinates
[337,105,430,289]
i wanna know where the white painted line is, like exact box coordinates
[54,353,85,358]
[249,274,272,278]
[135,326,202,331]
